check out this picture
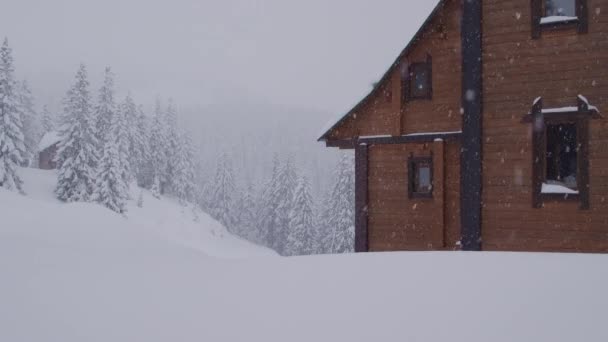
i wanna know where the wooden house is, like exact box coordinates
[319,0,608,253]
[38,131,61,170]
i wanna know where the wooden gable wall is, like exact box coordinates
[326,0,462,141]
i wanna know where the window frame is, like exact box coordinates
[531,0,588,38]
[408,155,434,199]
[402,54,433,103]
[526,97,594,209]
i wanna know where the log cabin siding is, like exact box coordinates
[326,0,463,140]
[482,0,608,252]
[367,141,461,251]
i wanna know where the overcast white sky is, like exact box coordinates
[1,0,436,115]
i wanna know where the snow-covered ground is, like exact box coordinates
[1,169,607,342]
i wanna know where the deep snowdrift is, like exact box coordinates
[1,169,607,342]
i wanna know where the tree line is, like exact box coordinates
[0,37,354,256]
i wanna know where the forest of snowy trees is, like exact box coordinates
[0,37,354,256]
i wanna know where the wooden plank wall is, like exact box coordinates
[482,0,608,252]
[367,141,461,251]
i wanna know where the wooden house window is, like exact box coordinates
[524,96,600,209]
[402,54,433,102]
[409,156,433,199]
[531,0,588,38]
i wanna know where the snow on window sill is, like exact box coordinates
[540,16,579,25]
[541,183,579,195]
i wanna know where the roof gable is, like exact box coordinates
[318,0,448,141]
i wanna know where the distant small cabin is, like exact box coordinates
[38,131,61,170]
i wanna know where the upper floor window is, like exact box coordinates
[544,0,575,18]
[402,54,432,103]
[531,0,588,38]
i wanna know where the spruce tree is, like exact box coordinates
[18,80,40,166]
[173,130,196,204]
[116,98,131,188]
[94,67,116,147]
[286,176,315,256]
[323,153,355,254]
[41,105,55,132]
[235,182,259,242]
[272,158,298,254]
[164,99,180,195]
[0,38,25,192]
[149,98,169,195]
[258,154,282,248]
[93,109,128,214]
[210,153,237,230]
[55,64,98,202]
[135,105,152,188]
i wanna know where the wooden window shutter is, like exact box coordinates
[576,0,589,34]
[531,0,542,39]
[531,98,545,208]
[577,97,591,209]
[408,154,414,199]
[426,54,433,100]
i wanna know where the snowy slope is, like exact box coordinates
[1,169,608,342]
[12,168,274,259]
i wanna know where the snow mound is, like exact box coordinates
[13,167,275,259]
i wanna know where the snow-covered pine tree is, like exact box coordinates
[257,154,281,248]
[285,175,315,256]
[18,80,41,166]
[120,95,141,183]
[93,109,128,214]
[323,153,355,254]
[41,105,55,132]
[93,67,116,148]
[149,98,169,195]
[172,130,196,205]
[135,105,152,188]
[210,153,237,230]
[55,64,99,202]
[116,97,132,189]
[272,157,298,255]
[0,38,25,192]
[235,182,259,243]
[164,99,180,195]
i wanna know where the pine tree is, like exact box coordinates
[273,158,298,254]
[236,182,259,242]
[258,154,281,248]
[210,153,237,230]
[135,105,152,188]
[164,99,180,195]
[18,80,40,166]
[149,98,169,195]
[93,108,128,214]
[41,105,55,132]
[323,153,355,254]
[173,130,196,204]
[94,67,116,148]
[115,97,131,188]
[285,176,315,256]
[55,64,98,202]
[0,38,25,192]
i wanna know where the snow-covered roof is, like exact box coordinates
[526,95,600,116]
[38,131,61,151]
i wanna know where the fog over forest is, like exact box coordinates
[0,0,437,253]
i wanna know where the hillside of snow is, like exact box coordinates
[1,169,608,342]
[5,168,274,259]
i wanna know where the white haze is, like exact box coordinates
[1,0,437,193]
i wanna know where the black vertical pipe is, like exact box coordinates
[460,0,483,251]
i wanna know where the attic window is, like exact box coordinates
[403,54,432,102]
[532,0,588,37]
[408,156,433,199]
